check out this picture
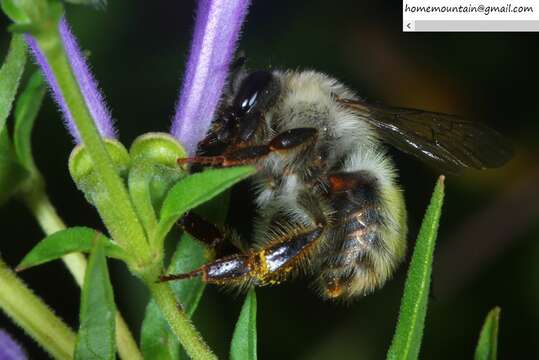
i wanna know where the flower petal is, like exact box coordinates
[0,329,27,360]
[25,17,116,143]
[171,0,251,154]
[59,18,116,140]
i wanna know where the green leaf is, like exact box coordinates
[74,236,116,360]
[230,289,257,360]
[17,227,128,271]
[474,307,501,360]
[386,176,445,360]
[0,35,30,205]
[0,127,28,204]
[14,71,45,172]
[0,34,27,133]
[156,166,254,244]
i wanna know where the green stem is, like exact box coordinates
[21,179,86,284]
[0,259,75,359]
[115,317,143,360]
[147,279,217,360]
[20,181,143,360]
[33,24,150,264]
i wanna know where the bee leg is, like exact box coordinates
[178,128,318,167]
[179,212,247,253]
[179,212,225,248]
[158,254,250,283]
[159,225,325,286]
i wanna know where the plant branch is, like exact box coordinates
[0,258,75,360]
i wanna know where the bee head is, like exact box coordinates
[217,70,280,143]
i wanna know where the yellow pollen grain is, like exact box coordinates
[254,250,270,280]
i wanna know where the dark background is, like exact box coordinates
[1,1,538,358]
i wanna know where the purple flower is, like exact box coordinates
[170,0,251,155]
[25,18,116,143]
[0,329,27,360]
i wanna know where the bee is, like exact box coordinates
[159,69,513,300]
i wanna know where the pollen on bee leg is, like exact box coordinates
[251,250,270,281]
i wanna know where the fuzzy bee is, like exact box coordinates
[159,69,513,300]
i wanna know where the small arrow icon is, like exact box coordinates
[407,22,411,29]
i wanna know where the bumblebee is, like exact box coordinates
[160,69,513,300]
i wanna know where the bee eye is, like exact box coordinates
[233,70,278,115]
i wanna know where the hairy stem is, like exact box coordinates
[147,278,217,360]
[20,181,143,360]
[32,25,150,262]
[0,259,75,359]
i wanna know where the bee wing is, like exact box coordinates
[337,98,514,174]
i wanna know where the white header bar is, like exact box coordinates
[403,0,539,31]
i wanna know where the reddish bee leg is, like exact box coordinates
[178,127,318,167]
[179,212,225,248]
[159,225,325,286]
[180,212,247,254]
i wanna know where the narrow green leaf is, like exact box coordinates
[0,34,27,132]
[0,35,30,204]
[230,289,257,360]
[75,236,116,360]
[14,71,45,172]
[17,227,128,271]
[474,307,501,360]
[0,127,28,204]
[142,192,229,360]
[157,166,254,242]
[160,166,254,222]
[386,176,445,360]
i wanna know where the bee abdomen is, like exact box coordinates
[319,169,405,299]
[321,212,385,297]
